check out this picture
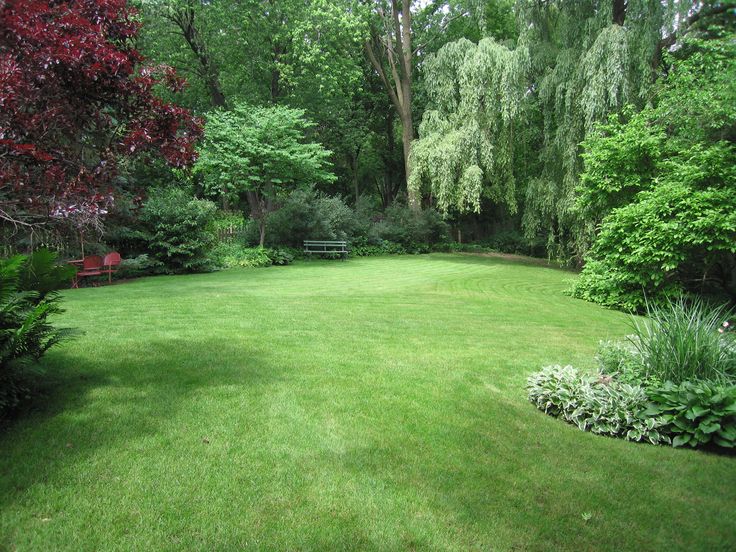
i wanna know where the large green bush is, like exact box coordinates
[253,187,356,248]
[138,187,217,273]
[370,202,450,250]
[573,36,736,310]
[1,250,75,417]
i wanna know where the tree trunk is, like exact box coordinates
[168,4,227,109]
[258,217,266,248]
[353,165,360,205]
[348,148,361,205]
[612,0,627,26]
[401,111,417,208]
[365,0,418,210]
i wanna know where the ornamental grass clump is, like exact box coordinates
[628,297,735,385]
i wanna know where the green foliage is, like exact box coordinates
[211,212,246,242]
[595,339,655,387]
[626,298,736,385]
[536,296,736,450]
[196,103,336,246]
[196,103,335,203]
[212,243,271,269]
[350,240,409,257]
[266,247,296,266]
[255,187,355,248]
[138,187,218,273]
[577,109,665,218]
[645,381,736,449]
[117,254,164,279]
[212,243,295,269]
[370,203,450,250]
[574,35,736,308]
[410,37,527,215]
[527,365,669,445]
[517,0,689,259]
[1,250,75,417]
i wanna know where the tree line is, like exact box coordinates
[1,0,733,308]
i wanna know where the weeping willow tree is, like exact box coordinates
[519,0,700,262]
[412,0,709,261]
[409,37,530,215]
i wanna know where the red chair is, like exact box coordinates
[72,255,103,288]
[101,252,122,284]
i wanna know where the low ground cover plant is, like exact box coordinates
[529,297,736,449]
[212,243,295,268]
[645,381,736,448]
[527,365,670,445]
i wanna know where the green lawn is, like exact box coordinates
[1,254,734,551]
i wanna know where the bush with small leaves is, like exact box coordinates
[138,187,218,273]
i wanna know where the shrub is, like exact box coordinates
[628,297,736,385]
[138,187,217,273]
[265,247,295,266]
[212,243,295,268]
[254,187,355,248]
[117,254,164,279]
[1,250,75,417]
[645,381,736,448]
[572,35,736,310]
[527,365,669,445]
[482,230,538,256]
[213,243,271,268]
[370,202,450,249]
[595,339,657,387]
[350,240,407,257]
[211,212,246,243]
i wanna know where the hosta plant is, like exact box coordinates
[527,365,669,445]
[645,381,736,448]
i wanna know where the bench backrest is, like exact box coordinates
[304,240,347,246]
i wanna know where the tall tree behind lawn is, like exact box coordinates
[0,0,202,226]
[195,104,336,247]
[411,0,723,260]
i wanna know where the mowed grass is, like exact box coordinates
[1,254,734,551]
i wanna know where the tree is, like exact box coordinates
[364,0,418,207]
[140,0,367,207]
[0,0,202,228]
[409,0,728,261]
[195,104,336,246]
[517,0,725,262]
[409,37,528,216]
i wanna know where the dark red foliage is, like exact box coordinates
[0,0,202,221]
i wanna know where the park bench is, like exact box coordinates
[303,240,349,260]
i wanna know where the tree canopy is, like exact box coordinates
[0,0,201,226]
[195,103,335,246]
